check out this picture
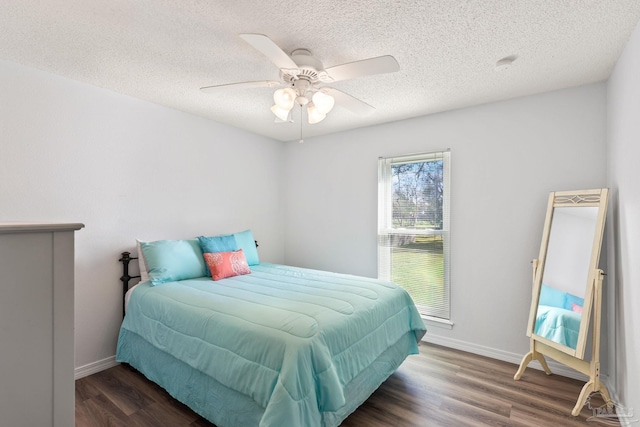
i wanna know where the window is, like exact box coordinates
[378,151,451,320]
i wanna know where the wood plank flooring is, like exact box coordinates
[76,343,619,426]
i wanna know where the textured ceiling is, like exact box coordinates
[1,1,640,142]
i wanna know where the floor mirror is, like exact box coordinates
[514,188,610,416]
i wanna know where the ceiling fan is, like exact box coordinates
[200,34,400,124]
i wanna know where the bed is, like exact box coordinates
[116,233,426,427]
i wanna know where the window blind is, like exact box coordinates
[378,150,451,319]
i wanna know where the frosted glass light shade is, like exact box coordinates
[273,88,296,110]
[312,91,335,114]
[271,105,291,121]
[307,103,326,124]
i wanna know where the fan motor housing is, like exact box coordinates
[282,48,324,83]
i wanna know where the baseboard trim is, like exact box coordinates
[75,356,119,380]
[598,380,636,427]
[422,334,589,381]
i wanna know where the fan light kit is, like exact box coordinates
[201,34,400,126]
[271,86,334,124]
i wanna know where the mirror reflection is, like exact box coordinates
[534,206,598,349]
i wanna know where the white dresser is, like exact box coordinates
[0,223,83,427]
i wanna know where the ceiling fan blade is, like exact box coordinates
[324,55,399,82]
[239,34,299,73]
[200,80,281,93]
[323,88,376,116]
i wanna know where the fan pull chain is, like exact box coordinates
[299,105,304,143]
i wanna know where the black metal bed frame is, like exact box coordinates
[119,251,140,319]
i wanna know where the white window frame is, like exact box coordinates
[377,150,451,321]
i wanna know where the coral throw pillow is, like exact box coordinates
[571,303,583,314]
[203,250,251,281]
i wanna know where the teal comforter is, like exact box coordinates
[117,263,426,427]
[535,305,581,349]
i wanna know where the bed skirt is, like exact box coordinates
[116,329,418,427]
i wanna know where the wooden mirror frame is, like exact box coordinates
[527,188,608,358]
[515,188,610,416]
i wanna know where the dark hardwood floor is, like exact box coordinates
[76,343,619,426]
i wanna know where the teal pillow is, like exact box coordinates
[564,293,585,311]
[140,239,207,285]
[197,234,239,276]
[233,229,259,265]
[539,284,566,309]
[197,234,238,253]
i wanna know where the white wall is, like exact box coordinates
[0,54,620,392]
[607,19,640,419]
[283,84,607,359]
[0,59,285,370]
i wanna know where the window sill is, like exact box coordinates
[421,315,454,330]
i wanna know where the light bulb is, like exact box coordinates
[307,103,326,124]
[312,91,335,115]
[273,88,296,110]
[271,104,291,122]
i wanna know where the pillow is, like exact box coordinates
[197,234,239,276]
[572,303,583,314]
[538,284,566,309]
[203,250,251,281]
[197,234,238,253]
[140,239,207,285]
[233,229,259,266]
[136,239,150,282]
[564,293,585,311]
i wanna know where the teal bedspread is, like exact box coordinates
[117,263,426,427]
[535,305,581,349]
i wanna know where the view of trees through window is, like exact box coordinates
[392,160,444,230]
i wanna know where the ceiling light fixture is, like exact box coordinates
[307,103,326,124]
[312,91,335,115]
[270,80,335,124]
[271,104,292,122]
[495,54,518,71]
